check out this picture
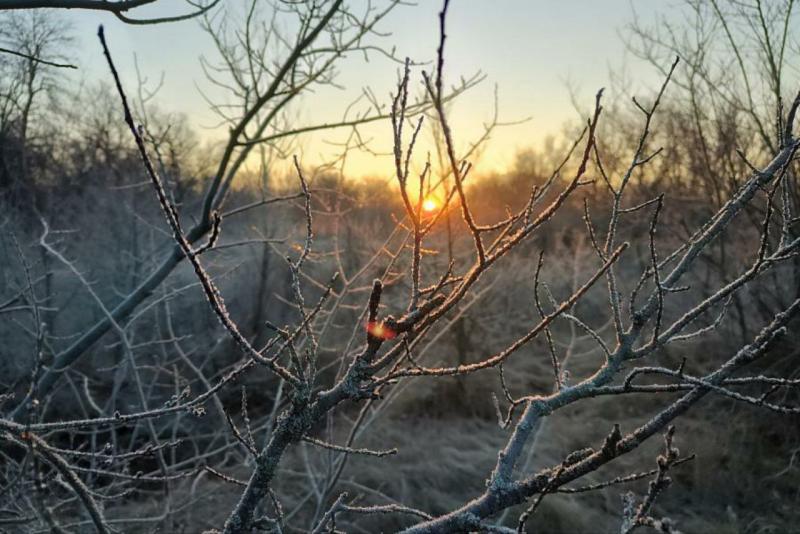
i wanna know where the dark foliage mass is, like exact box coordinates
[1,1,800,532]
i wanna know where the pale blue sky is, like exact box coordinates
[58,1,670,178]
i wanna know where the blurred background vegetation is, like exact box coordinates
[2,1,800,532]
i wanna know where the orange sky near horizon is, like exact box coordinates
[56,1,673,181]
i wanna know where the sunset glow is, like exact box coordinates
[422,198,439,213]
[3,0,790,529]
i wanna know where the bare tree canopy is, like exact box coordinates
[0,0,220,24]
[2,1,800,532]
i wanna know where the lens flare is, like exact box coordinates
[366,321,397,340]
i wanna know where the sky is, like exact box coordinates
[55,0,671,179]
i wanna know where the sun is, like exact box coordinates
[422,198,439,213]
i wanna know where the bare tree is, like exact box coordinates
[8,0,439,421]
[0,0,221,25]
[0,0,221,68]
[2,1,800,533]
[622,0,800,338]
[0,11,73,190]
